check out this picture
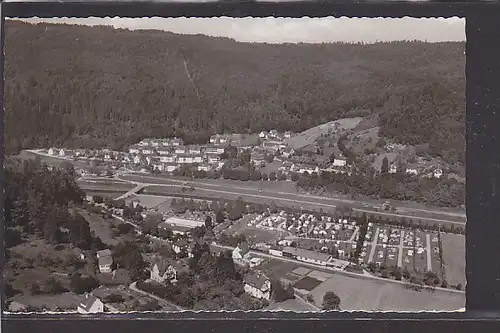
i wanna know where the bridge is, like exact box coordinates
[114,183,146,200]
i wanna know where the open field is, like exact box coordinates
[19,150,98,171]
[265,297,319,312]
[309,274,465,311]
[5,239,88,296]
[284,117,363,150]
[126,194,169,209]
[80,211,129,246]
[78,181,136,192]
[84,190,127,199]
[441,233,466,286]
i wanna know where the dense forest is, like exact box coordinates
[4,21,465,163]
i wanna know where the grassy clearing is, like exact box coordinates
[80,211,134,246]
[309,274,465,311]
[5,239,86,296]
[129,194,169,209]
[441,233,466,287]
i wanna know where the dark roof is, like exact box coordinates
[282,247,331,262]
[174,239,189,247]
[79,293,101,312]
[244,272,270,290]
[97,249,112,258]
[151,256,171,276]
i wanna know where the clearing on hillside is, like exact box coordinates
[285,117,363,150]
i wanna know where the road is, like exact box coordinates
[118,173,466,220]
[28,148,465,221]
[209,243,465,295]
[77,173,466,227]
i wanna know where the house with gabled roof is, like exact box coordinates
[175,146,188,154]
[96,249,113,273]
[243,271,271,300]
[128,146,140,154]
[232,242,250,261]
[172,239,189,254]
[77,293,104,314]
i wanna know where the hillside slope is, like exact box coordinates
[4,21,465,163]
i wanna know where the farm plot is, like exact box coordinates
[293,276,323,292]
[441,233,466,287]
[259,260,300,281]
[309,274,465,311]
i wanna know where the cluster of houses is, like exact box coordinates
[387,162,443,179]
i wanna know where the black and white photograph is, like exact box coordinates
[3,16,466,313]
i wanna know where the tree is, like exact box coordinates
[329,152,336,163]
[269,172,277,181]
[215,210,225,224]
[381,157,389,174]
[322,291,341,310]
[205,215,213,229]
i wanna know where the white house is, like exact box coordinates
[96,249,113,273]
[77,293,104,314]
[177,154,193,164]
[59,149,66,157]
[207,154,221,164]
[433,168,443,179]
[175,146,188,154]
[160,156,176,163]
[157,148,171,156]
[173,239,189,254]
[299,165,320,175]
[244,272,271,300]
[332,159,347,168]
[150,257,176,284]
[133,155,142,165]
[232,242,250,260]
[406,168,418,176]
[189,146,202,155]
[164,163,179,173]
[197,164,210,172]
[259,131,268,139]
[269,248,283,257]
[128,146,140,154]
[389,164,398,174]
[284,131,293,138]
[153,164,164,172]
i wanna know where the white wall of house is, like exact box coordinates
[99,264,112,273]
[244,282,271,300]
[269,249,283,257]
[77,299,104,314]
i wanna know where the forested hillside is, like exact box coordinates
[4,21,465,163]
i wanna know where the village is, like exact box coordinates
[9,127,464,313]
[40,127,446,182]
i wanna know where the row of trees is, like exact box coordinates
[295,166,465,208]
